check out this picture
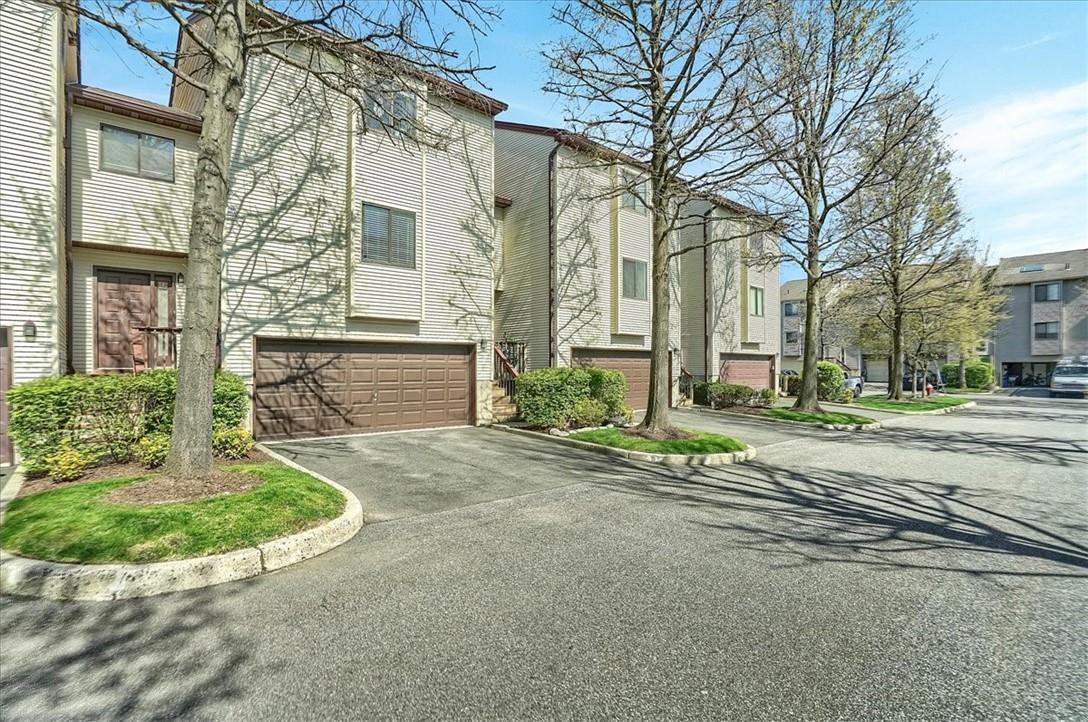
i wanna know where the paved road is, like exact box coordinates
[2,395,1085,721]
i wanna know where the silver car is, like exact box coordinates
[1050,357,1088,398]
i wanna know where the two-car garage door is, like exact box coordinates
[254,339,474,441]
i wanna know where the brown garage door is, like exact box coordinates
[719,353,774,390]
[254,339,474,441]
[572,348,652,410]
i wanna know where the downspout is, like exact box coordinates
[547,142,559,367]
[702,209,711,381]
[63,84,74,374]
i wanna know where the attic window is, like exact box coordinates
[1019,264,1044,272]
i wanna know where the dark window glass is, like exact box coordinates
[362,203,416,268]
[1034,282,1060,302]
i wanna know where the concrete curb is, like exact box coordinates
[826,400,977,416]
[0,466,27,525]
[698,406,882,432]
[492,424,757,466]
[0,450,364,601]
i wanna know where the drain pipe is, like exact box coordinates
[547,142,559,367]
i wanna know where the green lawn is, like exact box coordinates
[568,427,746,455]
[942,387,992,395]
[762,408,876,425]
[852,395,970,412]
[0,462,345,564]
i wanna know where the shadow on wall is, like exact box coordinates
[708,238,739,375]
[0,585,249,718]
[553,161,604,364]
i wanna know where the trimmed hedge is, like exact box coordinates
[7,370,249,475]
[941,361,993,389]
[695,382,775,409]
[514,367,628,429]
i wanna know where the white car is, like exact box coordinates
[1050,357,1088,398]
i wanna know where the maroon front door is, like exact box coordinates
[95,269,175,371]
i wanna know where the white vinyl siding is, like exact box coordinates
[70,107,197,254]
[0,2,65,383]
[219,54,494,422]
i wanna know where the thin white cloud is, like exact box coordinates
[949,82,1088,260]
[1004,33,1058,53]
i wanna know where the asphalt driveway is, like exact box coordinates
[2,395,1085,720]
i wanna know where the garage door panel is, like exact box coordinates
[572,348,652,409]
[254,340,474,440]
[719,354,773,390]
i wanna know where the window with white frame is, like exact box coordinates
[362,203,416,268]
[749,286,765,317]
[783,302,799,316]
[1034,282,1060,302]
[365,88,417,138]
[622,258,648,300]
[100,124,175,181]
[619,172,646,214]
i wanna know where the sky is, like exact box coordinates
[79,1,1088,279]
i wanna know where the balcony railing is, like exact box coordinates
[494,340,527,399]
[132,326,181,371]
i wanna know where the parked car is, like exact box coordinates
[902,372,943,393]
[1050,357,1088,398]
[843,373,864,398]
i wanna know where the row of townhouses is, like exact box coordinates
[778,249,1088,387]
[0,3,780,460]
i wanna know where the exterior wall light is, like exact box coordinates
[22,321,36,341]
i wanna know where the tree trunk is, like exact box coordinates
[164,2,247,478]
[793,272,822,412]
[888,310,904,400]
[911,359,919,398]
[639,0,672,433]
[958,357,967,389]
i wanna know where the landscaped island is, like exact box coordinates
[852,395,970,413]
[0,462,345,564]
[568,427,747,455]
[759,408,876,426]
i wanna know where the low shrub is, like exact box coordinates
[838,388,854,404]
[755,388,777,408]
[816,361,845,401]
[785,375,801,396]
[693,382,712,406]
[46,443,91,483]
[136,432,171,468]
[585,368,627,416]
[514,366,630,429]
[7,370,249,474]
[213,427,255,460]
[515,368,593,429]
[568,398,609,428]
[941,361,993,389]
[718,383,757,407]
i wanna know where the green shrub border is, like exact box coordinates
[514,367,629,429]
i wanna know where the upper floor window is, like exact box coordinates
[1033,321,1059,340]
[100,124,174,182]
[362,203,416,268]
[785,331,799,344]
[1034,282,1060,302]
[366,89,417,138]
[619,172,646,214]
[749,286,765,317]
[783,302,799,316]
[622,258,648,300]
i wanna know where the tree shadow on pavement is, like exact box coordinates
[0,585,249,719]
[597,461,1088,579]
[846,424,1087,468]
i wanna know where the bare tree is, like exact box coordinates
[845,96,970,400]
[37,0,497,477]
[746,0,930,412]
[544,0,780,433]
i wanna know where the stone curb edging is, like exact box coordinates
[697,406,881,432]
[827,400,977,416]
[0,448,363,601]
[0,466,27,525]
[492,424,757,466]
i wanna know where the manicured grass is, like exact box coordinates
[568,427,746,455]
[0,462,345,564]
[852,395,969,412]
[762,408,876,426]
[942,387,992,395]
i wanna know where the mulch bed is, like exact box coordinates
[103,470,263,506]
[16,448,269,501]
